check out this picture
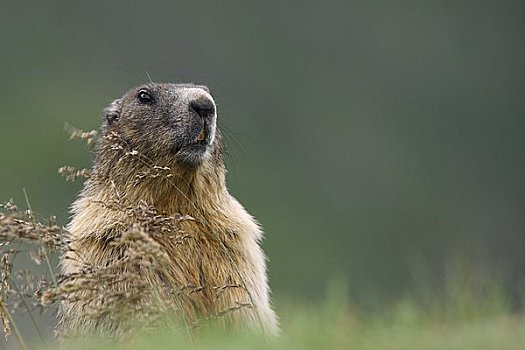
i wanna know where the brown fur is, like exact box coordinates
[57,84,278,337]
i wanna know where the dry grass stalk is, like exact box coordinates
[64,123,98,146]
[0,127,255,344]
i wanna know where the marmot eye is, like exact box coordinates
[137,90,153,104]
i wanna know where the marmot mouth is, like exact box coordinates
[195,129,208,145]
[197,129,206,142]
[194,125,213,146]
[176,128,210,155]
[173,125,212,161]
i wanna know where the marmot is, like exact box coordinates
[57,83,278,337]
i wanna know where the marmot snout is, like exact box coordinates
[57,83,279,337]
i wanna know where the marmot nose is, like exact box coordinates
[189,97,215,119]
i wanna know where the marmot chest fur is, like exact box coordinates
[58,83,278,337]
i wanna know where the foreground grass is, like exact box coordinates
[40,299,525,350]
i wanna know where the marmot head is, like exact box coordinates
[99,83,220,170]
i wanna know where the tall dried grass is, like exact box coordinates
[0,126,250,348]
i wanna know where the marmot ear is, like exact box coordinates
[103,98,122,125]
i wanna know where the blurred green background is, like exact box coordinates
[1,0,525,309]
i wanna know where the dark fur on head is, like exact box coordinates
[94,83,224,183]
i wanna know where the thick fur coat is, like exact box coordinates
[57,83,278,337]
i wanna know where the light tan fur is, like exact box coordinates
[57,84,278,338]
